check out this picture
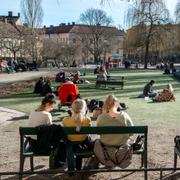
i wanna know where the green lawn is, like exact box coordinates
[0,70,180,128]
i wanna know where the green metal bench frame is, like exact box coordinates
[174,136,180,171]
[19,126,148,179]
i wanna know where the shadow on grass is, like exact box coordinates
[129,96,140,99]
[51,113,61,117]
[0,93,40,100]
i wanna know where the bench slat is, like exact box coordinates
[20,126,148,135]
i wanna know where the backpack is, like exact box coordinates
[88,99,103,112]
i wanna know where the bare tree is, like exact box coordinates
[125,0,170,68]
[175,0,180,23]
[41,38,80,67]
[0,22,24,61]
[80,8,113,63]
[21,0,43,28]
[21,0,43,61]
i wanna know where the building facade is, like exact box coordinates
[0,12,125,66]
[42,23,125,65]
[0,11,21,26]
[125,24,180,63]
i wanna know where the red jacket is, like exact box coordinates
[58,83,79,105]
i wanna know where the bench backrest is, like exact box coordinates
[19,126,148,136]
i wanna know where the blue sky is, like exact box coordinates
[0,0,178,28]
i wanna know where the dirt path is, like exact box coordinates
[0,70,56,85]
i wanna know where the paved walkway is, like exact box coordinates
[0,70,55,85]
[0,70,57,126]
[0,107,26,127]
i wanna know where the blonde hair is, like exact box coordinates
[167,84,174,92]
[103,95,119,113]
[72,99,87,131]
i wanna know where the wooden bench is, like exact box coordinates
[96,76,124,89]
[19,126,148,180]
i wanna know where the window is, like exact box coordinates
[90,39,93,44]
[73,38,76,44]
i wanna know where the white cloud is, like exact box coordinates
[165,0,178,17]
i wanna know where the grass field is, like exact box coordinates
[0,69,180,128]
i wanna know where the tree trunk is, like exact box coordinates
[94,54,99,64]
[144,41,149,69]
[13,51,16,61]
[144,26,152,69]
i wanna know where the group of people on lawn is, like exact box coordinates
[55,70,85,84]
[140,80,176,102]
[29,73,176,172]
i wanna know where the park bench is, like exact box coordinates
[174,72,180,80]
[19,125,148,180]
[174,135,180,171]
[96,76,124,89]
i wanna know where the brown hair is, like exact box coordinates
[103,95,119,113]
[72,99,87,131]
[39,93,56,111]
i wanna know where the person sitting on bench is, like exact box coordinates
[97,65,108,81]
[94,95,133,168]
[94,66,100,74]
[28,94,66,168]
[153,84,175,102]
[62,99,92,171]
[58,78,80,106]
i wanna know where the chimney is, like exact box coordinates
[8,11,13,17]
[43,25,46,28]
[18,13,20,17]
[68,22,71,25]
[72,22,75,25]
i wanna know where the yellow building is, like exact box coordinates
[42,23,125,65]
[125,24,180,63]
